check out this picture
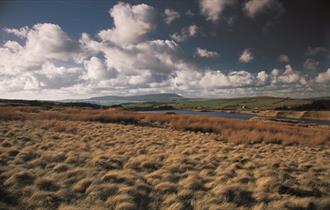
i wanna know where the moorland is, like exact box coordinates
[63,94,330,121]
[0,100,329,210]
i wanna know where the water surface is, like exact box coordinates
[141,110,330,126]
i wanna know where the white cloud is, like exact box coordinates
[170,25,198,42]
[0,23,84,96]
[257,71,269,84]
[0,62,83,92]
[83,57,117,80]
[25,23,79,62]
[278,54,289,63]
[195,48,219,58]
[1,23,79,75]
[36,62,83,89]
[244,0,274,17]
[271,65,306,85]
[271,68,279,76]
[77,36,183,92]
[98,2,156,45]
[199,0,233,22]
[239,49,254,63]
[164,8,180,24]
[315,69,330,83]
[0,2,328,99]
[303,58,319,70]
[278,65,301,84]
[200,70,255,88]
[3,41,23,53]
[4,26,29,38]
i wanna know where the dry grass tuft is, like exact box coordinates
[5,170,35,187]
[28,191,62,209]
[0,105,329,209]
[179,175,205,191]
[0,105,329,146]
[105,193,136,209]
[86,183,119,201]
[72,178,93,193]
[36,178,60,192]
[213,184,255,206]
[155,182,178,194]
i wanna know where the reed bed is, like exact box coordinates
[0,105,329,145]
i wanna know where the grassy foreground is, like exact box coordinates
[1,120,330,209]
[0,103,330,209]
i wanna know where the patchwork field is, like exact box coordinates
[1,119,330,210]
[122,96,330,112]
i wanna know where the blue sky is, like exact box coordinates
[0,0,329,99]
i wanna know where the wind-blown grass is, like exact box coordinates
[0,119,330,209]
[0,105,329,145]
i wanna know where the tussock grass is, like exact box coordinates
[0,105,329,145]
[36,178,60,192]
[5,170,36,187]
[0,105,330,209]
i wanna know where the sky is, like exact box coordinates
[0,0,329,100]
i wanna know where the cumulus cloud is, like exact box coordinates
[25,24,79,61]
[0,62,83,92]
[79,33,183,91]
[36,62,83,89]
[0,23,83,96]
[315,69,330,83]
[244,0,272,17]
[239,49,254,63]
[1,23,79,75]
[164,8,180,24]
[170,25,198,42]
[98,2,157,45]
[272,65,306,85]
[83,57,117,80]
[244,0,284,18]
[278,54,289,63]
[277,65,301,84]
[271,68,279,77]
[200,70,255,88]
[195,48,219,58]
[303,58,319,71]
[257,71,269,84]
[3,41,23,53]
[3,26,29,38]
[0,2,328,99]
[199,0,233,22]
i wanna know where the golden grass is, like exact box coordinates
[0,105,329,146]
[259,110,330,121]
[0,119,330,209]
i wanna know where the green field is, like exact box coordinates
[121,96,321,112]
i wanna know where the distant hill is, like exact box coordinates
[63,93,185,106]
[121,96,330,111]
[0,99,101,108]
[89,93,184,101]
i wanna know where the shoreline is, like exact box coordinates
[137,108,330,122]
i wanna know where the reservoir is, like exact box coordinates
[141,110,330,126]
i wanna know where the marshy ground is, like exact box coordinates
[1,119,330,210]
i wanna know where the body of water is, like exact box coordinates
[141,110,330,126]
[142,110,255,119]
